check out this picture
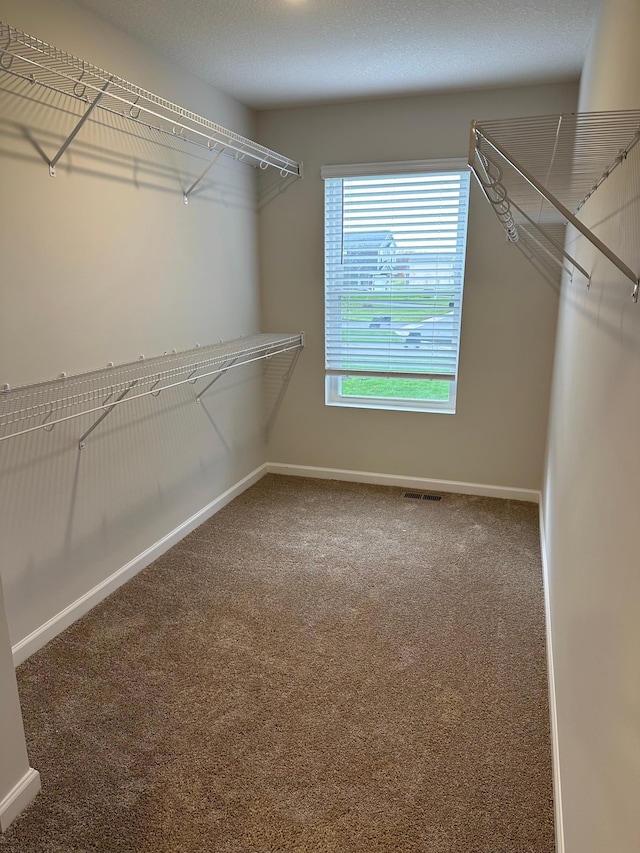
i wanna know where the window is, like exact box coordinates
[322,160,470,413]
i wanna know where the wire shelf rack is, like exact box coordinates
[0,22,302,190]
[469,110,640,299]
[0,333,304,447]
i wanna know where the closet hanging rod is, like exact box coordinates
[0,22,302,178]
[0,333,304,445]
[471,144,591,282]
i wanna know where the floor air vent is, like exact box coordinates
[404,492,443,501]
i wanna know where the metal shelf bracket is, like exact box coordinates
[49,77,113,177]
[184,147,225,204]
[78,380,137,449]
[196,357,238,402]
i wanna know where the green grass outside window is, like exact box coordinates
[341,377,451,401]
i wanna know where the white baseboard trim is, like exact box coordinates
[12,461,538,666]
[267,463,540,503]
[0,768,41,832]
[539,502,565,853]
[12,464,268,666]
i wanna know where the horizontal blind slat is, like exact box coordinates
[324,169,469,382]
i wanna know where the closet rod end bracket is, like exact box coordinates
[49,164,56,177]
[632,280,639,303]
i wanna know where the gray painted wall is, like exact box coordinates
[257,82,577,491]
[0,0,265,650]
[5,0,632,842]
[543,1,640,851]
[0,573,35,829]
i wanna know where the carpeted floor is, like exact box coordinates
[0,475,554,852]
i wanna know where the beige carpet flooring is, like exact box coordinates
[0,475,554,852]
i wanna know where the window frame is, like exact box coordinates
[322,158,470,414]
[325,375,458,414]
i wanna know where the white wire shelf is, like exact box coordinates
[469,110,640,300]
[0,333,304,447]
[0,22,302,194]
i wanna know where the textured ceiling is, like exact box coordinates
[74,0,600,109]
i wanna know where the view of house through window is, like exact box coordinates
[322,161,471,413]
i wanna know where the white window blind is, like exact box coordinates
[323,161,470,382]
